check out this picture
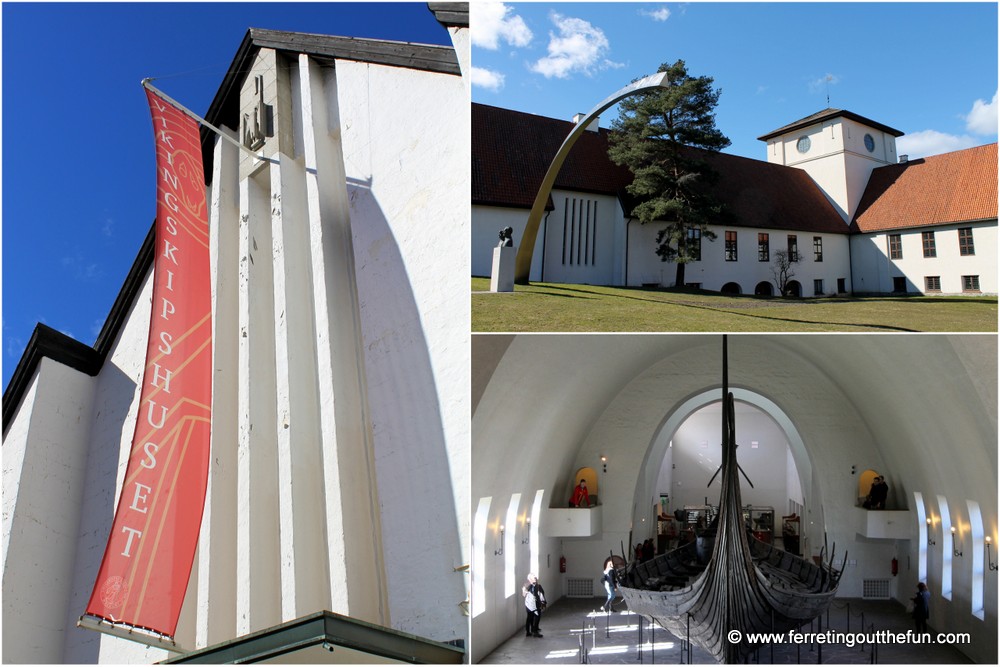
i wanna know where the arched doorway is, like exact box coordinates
[755,281,773,296]
[785,280,802,297]
[721,282,742,295]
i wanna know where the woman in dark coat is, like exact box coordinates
[911,582,930,633]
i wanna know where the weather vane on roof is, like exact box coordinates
[825,74,833,107]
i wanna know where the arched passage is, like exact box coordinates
[630,387,821,557]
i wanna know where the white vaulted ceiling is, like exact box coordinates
[472,334,997,534]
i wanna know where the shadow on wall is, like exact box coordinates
[347,184,465,638]
[64,362,136,662]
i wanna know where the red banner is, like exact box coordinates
[85,89,213,637]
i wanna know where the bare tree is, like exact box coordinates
[771,250,799,296]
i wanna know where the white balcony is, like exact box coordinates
[545,505,603,537]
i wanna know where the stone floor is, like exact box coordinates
[480,597,974,664]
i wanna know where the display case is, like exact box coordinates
[747,506,774,544]
[781,513,801,555]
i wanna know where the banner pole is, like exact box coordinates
[141,78,264,161]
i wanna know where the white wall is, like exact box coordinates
[2,360,97,663]
[540,191,623,285]
[337,57,470,644]
[851,220,998,295]
[628,222,852,294]
[670,404,795,514]
[764,116,897,222]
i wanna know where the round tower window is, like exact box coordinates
[864,133,875,152]
[796,136,811,154]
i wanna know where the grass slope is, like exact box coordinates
[472,278,998,332]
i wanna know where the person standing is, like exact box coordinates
[912,582,930,633]
[522,574,546,637]
[601,560,618,612]
[570,479,591,507]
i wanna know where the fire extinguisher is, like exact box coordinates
[891,557,898,577]
[559,556,567,573]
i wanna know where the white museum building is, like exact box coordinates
[3,6,471,664]
[472,104,997,296]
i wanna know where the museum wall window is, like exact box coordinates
[922,231,937,258]
[725,230,738,261]
[937,494,953,600]
[888,234,903,259]
[504,494,521,598]
[473,497,492,617]
[958,227,975,256]
[914,491,928,584]
[758,233,769,262]
[530,490,545,578]
[562,197,598,266]
[787,234,798,262]
[967,500,985,620]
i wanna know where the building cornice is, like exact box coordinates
[758,108,904,142]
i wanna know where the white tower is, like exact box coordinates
[758,109,903,223]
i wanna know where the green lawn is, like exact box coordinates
[472,278,998,332]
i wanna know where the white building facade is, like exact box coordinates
[472,104,997,296]
[4,12,470,664]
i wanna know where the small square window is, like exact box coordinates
[962,275,980,292]
[925,276,941,292]
[892,277,907,293]
[813,279,824,295]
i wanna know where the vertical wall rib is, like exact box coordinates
[269,150,330,620]
[296,53,388,625]
[195,130,240,647]
[236,174,281,635]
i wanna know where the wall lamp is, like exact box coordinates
[495,525,505,556]
[601,455,607,473]
[522,518,530,545]
[926,518,935,545]
[986,537,997,571]
[950,527,962,557]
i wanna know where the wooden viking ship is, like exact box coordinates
[617,337,844,663]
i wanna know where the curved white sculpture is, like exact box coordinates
[514,72,670,284]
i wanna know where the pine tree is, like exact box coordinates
[608,60,731,288]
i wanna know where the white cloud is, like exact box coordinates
[531,13,620,79]
[471,66,506,92]
[639,6,671,21]
[896,129,978,159]
[808,73,841,95]
[965,91,997,135]
[472,3,532,50]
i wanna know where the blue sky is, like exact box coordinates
[471,2,998,161]
[2,3,453,387]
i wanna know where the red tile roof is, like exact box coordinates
[852,144,998,233]
[473,103,850,234]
